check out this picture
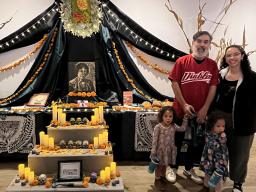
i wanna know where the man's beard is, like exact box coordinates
[193,47,209,59]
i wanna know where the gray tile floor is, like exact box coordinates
[0,139,255,192]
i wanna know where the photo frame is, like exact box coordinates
[68,61,96,92]
[27,93,49,107]
[57,160,83,182]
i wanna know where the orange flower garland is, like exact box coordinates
[0,29,58,105]
[0,35,48,73]
[112,42,152,100]
[68,91,97,97]
[125,41,169,75]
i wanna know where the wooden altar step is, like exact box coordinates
[28,150,113,175]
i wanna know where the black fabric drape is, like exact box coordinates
[0,2,59,54]
[101,0,187,61]
[101,25,172,102]
[0,21,66,107]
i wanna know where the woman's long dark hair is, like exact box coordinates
[220,45,252,77]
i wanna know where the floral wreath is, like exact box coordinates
[60,0,102,38]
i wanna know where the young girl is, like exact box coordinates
[150,106,188,181]
[200,112,229,192]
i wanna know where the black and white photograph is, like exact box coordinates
[68,61,96,92]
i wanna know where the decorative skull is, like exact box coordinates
[59,140,66,149]
[82,117,89,124]
[70,117,76,125]
[76,117,82,125]
[82,140,89,149]
[75,140,82,149]
[68,140,74,149]
[38,174,47,185]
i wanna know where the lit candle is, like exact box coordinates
[93,137,99,148]
[57,108,63,123]
[60,113,66,125]
[39,131,45,146]
[94,108,99,123]
[48,137,54,149]
[98,134,103,145]
[62,113,66,123]
[18,164,25,178]
[103,131,108,144]
[43,135,49,147]
[100,170,106,183]
[105,167,110,180]
[24,167,30,181]
[91,115,96,125]
[99,106,104,123]
[110,162,116,176]
[28,171,34,184]
[52,105,57,121]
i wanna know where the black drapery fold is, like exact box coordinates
[0,21,66,107]
[101,25,172,102]
[113,33,173,101]
[0,2,59,54]
[101,0,187,61]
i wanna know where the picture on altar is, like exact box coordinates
[68,61,96,92]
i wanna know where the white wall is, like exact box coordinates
[111,0,256,97]
[0,0,54,99]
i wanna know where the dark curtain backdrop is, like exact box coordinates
[0,0,189,106]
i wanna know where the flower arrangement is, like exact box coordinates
[60,0,102,38]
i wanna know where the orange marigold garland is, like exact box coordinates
[0,30,58,105]
[125,41,169,75]
[0,35,48,73]
[112,42,152,100]
[68,91,97,97]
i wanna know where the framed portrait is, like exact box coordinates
[123,91,133,106]
[27,93,49,107]
[68,61,96,92]
[58,160,83,182]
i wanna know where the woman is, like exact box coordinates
[215,45,256,192]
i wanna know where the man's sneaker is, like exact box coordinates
[183,168,203,184]
[165,166,177,183]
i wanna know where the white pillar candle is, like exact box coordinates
[105,167,110,180]
[99,106,104,123]
[98,134,103,145]
[103,131,108,144]
[39,131,45,146]
[110,162,116,176]
[52,105,58,121]
[24,167,30,181]
[100,170,106,183]
[48,137,54,149]
[18,164,25,178]
[43,135,49,147]
[93,137,99,148]
[28,171,34,184]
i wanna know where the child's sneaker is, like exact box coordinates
[165,166,176,183]
[183,168,203,184]
[208,171,222,188]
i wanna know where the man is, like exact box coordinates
[69,62,95,92]
[167,31,219,184]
